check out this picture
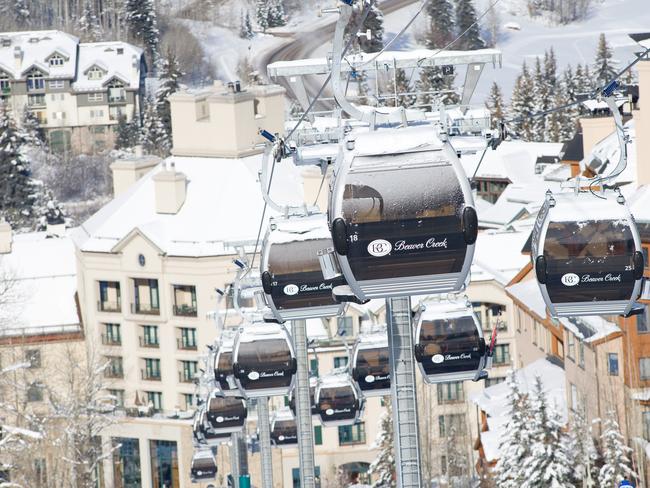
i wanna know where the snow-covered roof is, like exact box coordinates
[471,229,530,284]
[560,316,620,344]
[0,231,80,337]
[506,279,546,319]
[72,154,305,257]
[0,30,78,79]
[73,41,144,92]
[470,358,567,462]
[628,184,650,223]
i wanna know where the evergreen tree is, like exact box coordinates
[510,61,535,140]
[485,81,505,128]
[575,63,595,96]
[140,96,170,157]
[425,0,454,49]
[115,114,139,150]
[267,0,287,28]
[455,0,485,50]
[155,49,184,140]
[532,56,551,141]
[124,0,159,62]
[240,10,254,39]
[256,0,269,32]
[598,410,637,487]
[523,376,574,488]
[417,67,459,110]
[354,71,372,106]
[567,407,599,485]
[544,48,558,88]
[21,108,46,148]
[36,193,67,232]
[385,68,416,108]
[369,398,395,487]
[77,0,103,42]
[2,0,30,28]
[0,104,41,230]
[348,1,384,53]
[593,33,617,89]
[495,372,533,487]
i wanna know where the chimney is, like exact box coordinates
[579,115,615,159]
[110,147,161,196]
[152,162,187,214]
[235,81,241,92]
[0,218,12,253]
[13,46,22,72]
[635,60,650,186]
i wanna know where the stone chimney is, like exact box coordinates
[152,161,187,214]
[634,60,650,186]
[13,46,22,72]
[0,218,12,254]
[110,146,161,196]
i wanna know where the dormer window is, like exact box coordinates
[26,69,44,92]
[88,66,104,81]
[49,54,64,66]
[108,79,126,103]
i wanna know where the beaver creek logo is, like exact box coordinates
[367,239,392,257]
[283,284,299,295]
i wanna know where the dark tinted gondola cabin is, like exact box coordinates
[213,332,240,396]
[193,407,231,447]
[351,330,390,396]
[415,301,492,383]
[190,449,217,483]
[289,376,319,417]
[315,372,363,427]
[233,322,297,398]
[532,191,644,317]
[328,126,477,301]
[261,213,347,322]
[270,407,299,448]
[206,392,247,434]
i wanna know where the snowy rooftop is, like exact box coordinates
[470,358,567,462]
[72,155,305,257]
[0,231,80,337]
[471,229,530,284]
[560,316,620,344]
[506,279,546,320]
[73,42,144,92]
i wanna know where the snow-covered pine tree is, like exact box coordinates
[140,96,171,157]
[77,0,103,42]
[0,104,41,231]
[36,192,67,232]
[417,67,459,110]
[510,61,535,141]
[485,5,501,47]
[369,398,396,487]
[454,0,485,50]
[593,33,618,89]
[546,89,573,143]
[348,1,385,53]
[124,0,160,62]
[155,49,184,140]
[485,81,505,128]
[385,68,416,108]
[574,63,595,96]
[115,114,139,150]
[425,0,454,49]
[532,56,551,141]
[2,0,30,28]
[21,107,46,148]
[240,10,254,39]
[598,410,637,487]
[567,407,599,486]
[495,371,534,487]
[256,0,269,32]
[523,375,574,488]
[544,48,558,88]
[267,0,287,28]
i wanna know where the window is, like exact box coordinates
[570,383,579,411]
[644,411,650,441]
[0,74,10,93]
[109,389,125,408]
[608,353,619,376]
[132,279,160,315]
[475,178,508,203]
[28,94,46,106]
[140,325,159,348]
[640,357,650,380]
[638,309,650,333]
[49,129,71,153]
[50,93,64,101]
[88,66,104,80]
[49,54,64,66]
[338,423,366,445]
[333,356,348,369]
[438,414,466,437]
[51,111,66,120]
[309,358,319,377]
[146,392,163,412]
[182,393,195,410]
[292,466,321,488]
[103,323,121,345]
[179,360,198,383]
[90,109,104,118]
[113,437,142,488]
[49,80,64,89]
[485,376,506,387]
[98,281,121,311]
[567,333,575,360]
[578,341,585,368]
[143,358,161,380]
[172,285,197,317]
[109,105,125,121]
[178,328,197,350]
[337,316,353,337]
[644,247,649,270]
[26,349,41,368]
[90,125,105,134]
[149,440,178,487]
[106,356,124,378]
[493,344,510,365]
[88,92,104,102]
[108,80,126,102]
[437,381,464,403]
[27,383,44,402]
[314,425,323,445]
[26,70,44,91]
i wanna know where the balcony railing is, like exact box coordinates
[178,371,196,384]
[177,338,197,351]
[109,96,127,103]
[101,334,121,346]
[104,368,124,379]
[131,303,160,315]
[173,304,197,317]
[98,300,121,313]
[139,336,159,348]
[141,369,161,381]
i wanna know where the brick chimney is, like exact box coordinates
[152,161,187,214]
[634,60,650,186]
[0,218,12,253]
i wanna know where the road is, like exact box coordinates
[258,0,421,111]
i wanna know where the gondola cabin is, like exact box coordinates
[289,376,319,418]
[233,322,297,398]
[328,126,477,301]
[193,407,231,447]
[532,191,643,317]
[315,372,363,427]
[213,333,240,396]
[414,301,493,383]
[190,449,217,483]
[205,393,247,434]
[261,213,347,322]
[270,407,299,448]
[351,330,390,396]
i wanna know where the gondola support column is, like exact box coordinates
[293,319,317,488]
[387,296,423,488]
[257,396,274,488]
[230,432,241,488]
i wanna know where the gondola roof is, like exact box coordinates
[545,191,631,222]
[268,213,332,244]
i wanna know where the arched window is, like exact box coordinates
[49,54,64,66]
[88,66,104,80]
[26,69,44,91]
[108,79,126,103]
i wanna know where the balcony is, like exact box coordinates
[141,369,161,381]
[139,336,159,348]
[104,367,124,379]
[97,299,121,313]
[177,338,197,351]
[108,95,126,104]
[131,303,160,316]
[101,334,121,346]
[173,304,197,317]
